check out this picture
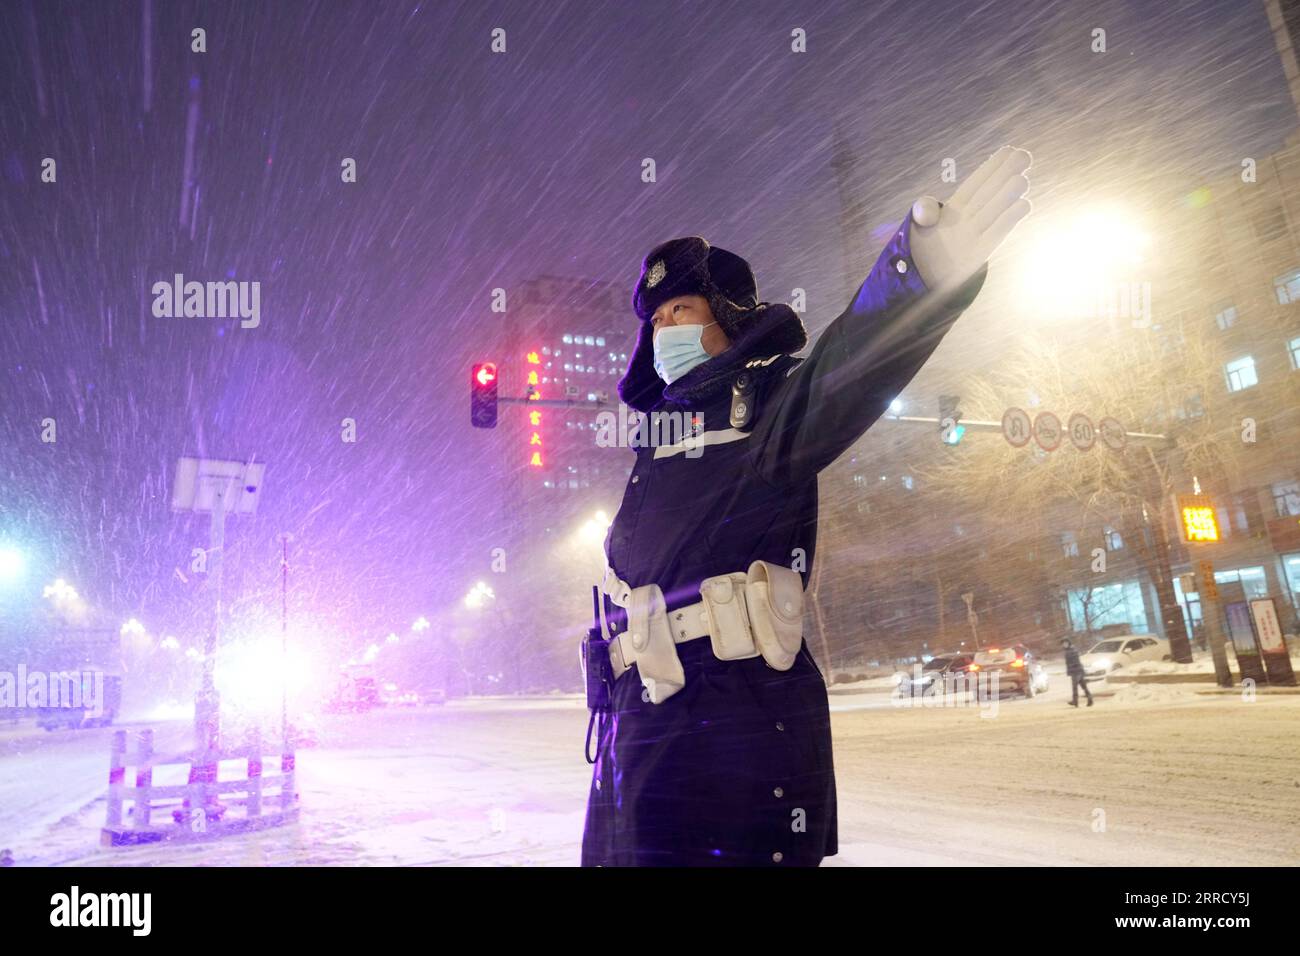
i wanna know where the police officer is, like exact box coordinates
[582,147,1033,866]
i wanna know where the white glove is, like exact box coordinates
[909,145,1033,291]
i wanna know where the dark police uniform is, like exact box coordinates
[581,209,988,866]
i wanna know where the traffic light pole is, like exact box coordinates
[498,396,614,408]
[880,414,1168,444]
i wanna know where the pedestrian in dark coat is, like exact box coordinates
[1061,638,1094,707]
[582,147,1033,866]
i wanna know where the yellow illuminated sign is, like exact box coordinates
[1181,505,1218,542]
[529,410,542,426]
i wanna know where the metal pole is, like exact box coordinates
[196,480,226,751]
[280,532,289,744]
[1196,560,1234,688]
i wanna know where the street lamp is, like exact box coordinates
[1016,206,1152,322]
[579,510,611,546]
[464,581,495,609]
[43,578,78,602]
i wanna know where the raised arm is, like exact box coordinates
[750,146,1032,487]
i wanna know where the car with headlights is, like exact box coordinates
[1079,635,1171,679]
[969,644,1048,698]
[894,653,975,696]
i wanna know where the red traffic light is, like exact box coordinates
[471,362,499,429]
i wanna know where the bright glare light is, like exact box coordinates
[159,635,180,651]
[464,580,495,609]
[889,398,903,414]
[386,632,400,644]
[412,616,430,632]
[214,636,323,720]
[0,547,25,582]
[362,643,381,663]
[1017,206,1152,321]
[120,618,146,637]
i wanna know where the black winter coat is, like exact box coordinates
[581,210,987,866]
[1065,647,1086,678]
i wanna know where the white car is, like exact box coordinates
[1079,635,1171,679]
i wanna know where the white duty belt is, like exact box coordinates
[598,560,806,704]
[599,567,712,683]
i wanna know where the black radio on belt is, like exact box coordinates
[581,586,614,763]
[730,371,756,430]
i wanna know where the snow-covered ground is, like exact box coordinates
[1,676,1297,866]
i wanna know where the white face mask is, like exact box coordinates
[653,321,717,384]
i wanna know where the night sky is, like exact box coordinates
[0,0,1290,661]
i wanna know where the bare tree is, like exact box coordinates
[916,319,1241,664]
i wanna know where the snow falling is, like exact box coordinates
[0,0,1298,865]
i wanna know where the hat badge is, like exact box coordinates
[646,259,666,289]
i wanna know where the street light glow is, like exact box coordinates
[464,580,496,609]
[43,579,78,602]
[1017,206,1152,321]
[0,547,25,582]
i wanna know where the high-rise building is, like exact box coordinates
[1266,0,1300,125]
[496,274,639,570]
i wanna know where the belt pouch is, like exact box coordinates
[744,560,805,671]
[625,584,685,704]
[699,572,759,661]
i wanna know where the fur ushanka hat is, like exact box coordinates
[618,237,808,413]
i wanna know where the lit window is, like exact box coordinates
[1274,268,1300,305]
[596,337,605,347]
[1272,481,1300,518]
[1214,305,1236,330]
[1224,356,1258,392]
[902,475,914,490]
[1104,527,1124,551]
[562,334,573,344]
[564,363,572,371]
[584,335,594,346]
[1289,336,1300,370]
[1061,532,1079,558]
[542,346,551,355]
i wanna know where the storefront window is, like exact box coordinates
[1283,554,1300,612]
[1212,566,1268,598]
[1066,580,1149,634]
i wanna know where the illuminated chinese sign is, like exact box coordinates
[1178,495,1219,543]
[525,350,543,468]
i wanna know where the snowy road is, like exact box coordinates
[1,681,1297,866]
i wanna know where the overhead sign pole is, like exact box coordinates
[173,457,267,750]
[1176,494,1233,688]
